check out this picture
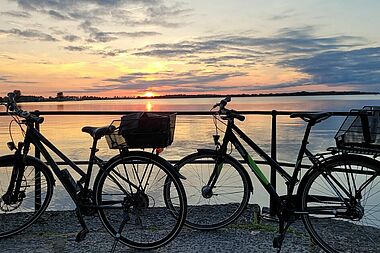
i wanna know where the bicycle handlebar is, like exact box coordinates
[4,92,44,124]
[213,96,245,122]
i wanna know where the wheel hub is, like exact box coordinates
[201,185,213,198]
[350,203,364,221]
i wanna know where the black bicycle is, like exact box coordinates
[0,92,187,251]
[166,97,380,252]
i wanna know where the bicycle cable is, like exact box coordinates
[5,104,26,150]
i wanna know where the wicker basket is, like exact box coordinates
[105,112,176,149]
[335,106,380,154]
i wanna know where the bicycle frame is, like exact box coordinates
[212,117,319,214]
[17,121,101,206]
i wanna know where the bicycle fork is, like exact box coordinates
[2,142,27,205]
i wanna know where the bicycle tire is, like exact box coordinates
[94,151,187,250]
[0,155,54,238]
[166,151,251,230]
[299,154,380,253]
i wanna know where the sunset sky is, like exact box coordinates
[0,0,379,97]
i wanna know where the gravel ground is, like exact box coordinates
[0,206,322,253]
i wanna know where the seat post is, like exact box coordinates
[83,137,99,191]
[297,121,314,162]
[288,121,315,189]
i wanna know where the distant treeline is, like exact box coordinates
[1,91,378,103]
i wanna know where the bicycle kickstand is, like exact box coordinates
[75,208,89,242]
[273,217,291,253]
[110,211,130,253]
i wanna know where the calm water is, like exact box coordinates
[0,94,379,210]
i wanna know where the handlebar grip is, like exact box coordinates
[30,113,45,124]
[219,96,231,107]
[229,110,245,121]
[212,96,232,109]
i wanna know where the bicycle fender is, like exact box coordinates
[193,149,254,193]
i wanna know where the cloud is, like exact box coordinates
[0,75,38,84]
[14,0,156,11]
[65,70,248,94]
[0,28,58,41]
[133,27,360,60]
[14,0,190,28]
[131,27,363,72]
[0,54,16,60]
[280,47,380,91]
[79,20,161,43]
[1,10,31,18]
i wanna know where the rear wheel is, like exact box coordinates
[166,152,251,230]
[300,154,380,253]
[95,151,186,250]
[0,155,54,238]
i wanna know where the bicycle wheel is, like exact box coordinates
[94,151,186,250]
[0,155,54,238]
[300,154,380,253]
[167,151,251,230]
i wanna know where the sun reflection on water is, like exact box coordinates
[146,101,153,111]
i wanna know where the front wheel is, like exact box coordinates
[94,151,187,250]
[299,154,380,253]
[0,155,54,238]
[165,151,251,230]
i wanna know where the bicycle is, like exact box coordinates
[165,96,380,252]
[0,92,187,251]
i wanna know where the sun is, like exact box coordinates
[142,91,156,98]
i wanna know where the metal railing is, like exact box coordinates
[0,110,351,215]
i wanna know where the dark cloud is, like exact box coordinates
[91,48,127,57]
[64,46,88,51]
[0,75,9,81]
[0,28,58,41]
[62,44,127,57]
[280,47,380,91]
[63,34,81,42]
[14,0,141,11]
[47,10,71,20]
[78,20,160,43]
[34,60,53,64]
[1,10,31,18]
[14,0,190,28]
[270,10,297,21]
[86,31,160,43]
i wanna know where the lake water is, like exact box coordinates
[0,94,379,210]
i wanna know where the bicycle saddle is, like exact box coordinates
[290,112,332,123]
[82,125,116,140]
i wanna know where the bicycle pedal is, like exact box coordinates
[75,228,89,242]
